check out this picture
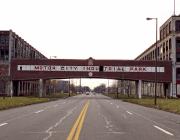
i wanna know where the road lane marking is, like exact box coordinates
[153,125,174,136]
[34,109,44,114]
[66,101,89,140]
[126,111,133,115]
[0,123,8,127]
[102,131,125,134]
[43,106,78,140]
[130,111,175,133]
[74,102,89,140]
[0,100,77,126]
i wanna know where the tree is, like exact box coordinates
[93,84,106,93]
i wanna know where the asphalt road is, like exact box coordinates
[0,94,180,140]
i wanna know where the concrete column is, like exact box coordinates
[10,81,13,97]
[136,80,142,99]
[138,80,142,99]
[22,81,24,95]
[150,83,152,96]
[29,82,32,96]
[169,82,173,97]
[39,79,43,97]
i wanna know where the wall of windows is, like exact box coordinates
[0,35,9,46]
[0,48,9,61]
[176,37,180,48]
[9,33,46,60]
[175,20,180,32]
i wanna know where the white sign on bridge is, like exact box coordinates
[17,65,165,73]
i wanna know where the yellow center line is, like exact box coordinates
[66,101,89,140]
[74,101,89,140]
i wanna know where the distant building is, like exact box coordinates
[0,30,47,96]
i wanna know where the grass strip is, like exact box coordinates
[105,93,180,114]
[0,97,49,110]
[0,93,78,110]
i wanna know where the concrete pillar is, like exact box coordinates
[39,79,47,97]
[150,83,152,96]
[29,82,32,96]
[136,80,142,99]
[22,81,24,95]
[138,80,142,99]
[39,79,43,97]
[10,81,13,97]
[169,82,173,97]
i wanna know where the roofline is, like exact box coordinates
[0,29,47,59]
[135,40,160,60]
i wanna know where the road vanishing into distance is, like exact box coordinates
[0,94,180,140]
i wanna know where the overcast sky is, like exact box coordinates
[1,0,180,88]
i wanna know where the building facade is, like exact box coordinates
[0,30,47,96]
[135,15,180,97]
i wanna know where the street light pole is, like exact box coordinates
[146,17,158,105]
[174,0,176,15]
